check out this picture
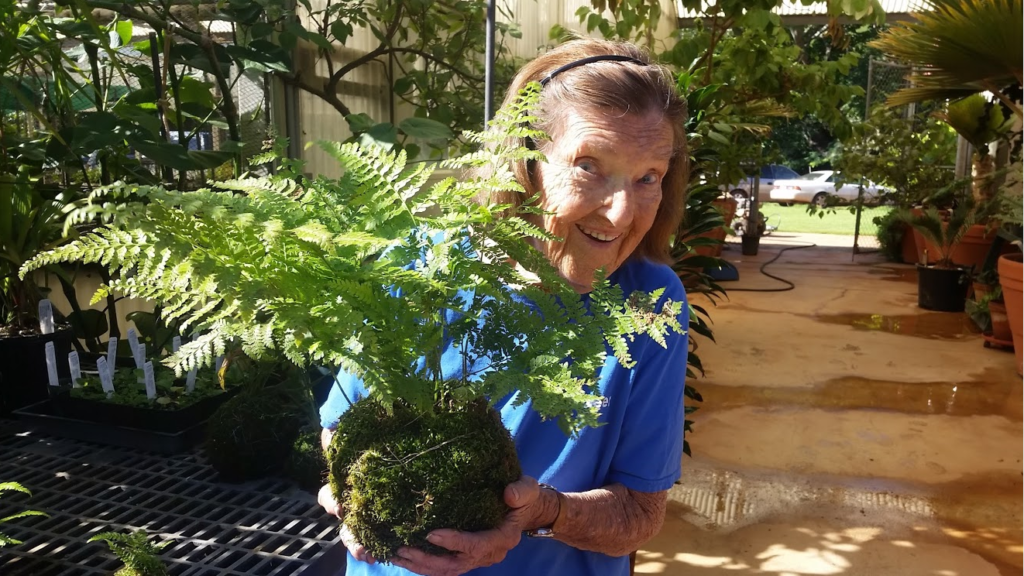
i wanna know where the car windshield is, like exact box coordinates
[797,172,829,181]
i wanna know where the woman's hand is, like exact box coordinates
[319,428,379,565]
[390,476,550,576]
[318,483,379,565]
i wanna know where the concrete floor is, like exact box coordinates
[637,233,1023,576]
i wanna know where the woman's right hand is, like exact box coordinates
[318,483,378,565]
[320,427,378,565]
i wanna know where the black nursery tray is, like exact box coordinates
[12,388,238,454]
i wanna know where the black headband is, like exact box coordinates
[539,54,648,87]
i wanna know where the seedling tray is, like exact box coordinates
[12,389,237,454]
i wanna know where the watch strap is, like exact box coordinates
[525,483,568,538]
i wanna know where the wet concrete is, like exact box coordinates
[640,234,1023,575]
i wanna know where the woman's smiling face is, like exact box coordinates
[531,107,675,293]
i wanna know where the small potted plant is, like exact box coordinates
[21,88,686,560]
[898,195,986,312]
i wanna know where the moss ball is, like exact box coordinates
[204,381,312,482]
[329,397,521,562]
[284,428,328,493]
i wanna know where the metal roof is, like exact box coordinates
[676,0,931,26]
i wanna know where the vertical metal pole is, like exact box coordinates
[852,180,865,259]
[148,32,174,183]
[484,0,496,129]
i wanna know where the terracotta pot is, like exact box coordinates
[901,223,919,264]
[988,301,1012,343]
[950,224,1000,270]
[694,197,738,258]
[972,282,995,301]
[998,253,1023,375]
[911,208,942,265]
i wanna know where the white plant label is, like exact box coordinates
[143,361,157,400]
[136,343,147,382]
[38,299,55,335]
[45,342,59,387]
[127,328,141,363]
[186,367,198,393]
[172,336,181,353]
[69,351,81,388]
[106,337,118,380]
[97,357,115,396]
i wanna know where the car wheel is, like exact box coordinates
[812,193,828,208]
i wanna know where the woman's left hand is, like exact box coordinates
[390,476,545,576]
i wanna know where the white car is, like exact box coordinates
[770,170,885,207]
[723,164,801,204]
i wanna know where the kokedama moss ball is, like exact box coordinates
[284,428,329,493]
[205,381,313,482]
[329,397,521,562]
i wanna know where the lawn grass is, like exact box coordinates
[758,204,889,236]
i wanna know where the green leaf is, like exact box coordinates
[114,20,133,46]
[346,113,376,134]
[358,123,399,149]
[188,150,237,169]
[397,117,453,141]
[68,309,109,340]
[393,76,415,95]
[176,76,216,108]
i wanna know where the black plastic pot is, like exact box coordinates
[741,234,760,256]
[917,264,970,312]
[0,326,74,415]
[13,387,239,454]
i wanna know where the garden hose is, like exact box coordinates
[726,243,817,293]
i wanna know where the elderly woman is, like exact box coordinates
[318,38,690,576]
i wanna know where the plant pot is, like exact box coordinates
[950,224,1000,270]
[0,326,74,415]
[972,282,996,301]
[12,387,239,454]
[901,223,919,264]
[741,234,760,256]
[693,197,737,258]
[988,301,1012,343]
[997,253,1023,375]
[916,264,970,312]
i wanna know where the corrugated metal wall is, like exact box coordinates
[291,1,678,177]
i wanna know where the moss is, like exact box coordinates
[283,428,328,493]
[330,396,521,562]
[204,378,314,482]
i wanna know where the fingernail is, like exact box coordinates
[511,487,520,501]
[426,532,441,543]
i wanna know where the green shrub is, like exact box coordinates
[874,209,907,262]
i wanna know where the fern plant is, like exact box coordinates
[21,83,684,434]
[89,530,169,576]
[0,482,47,547]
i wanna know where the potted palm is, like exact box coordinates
[21,89,686,560]
[898,196,984,312]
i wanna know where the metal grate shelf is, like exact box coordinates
[0,419,344,575]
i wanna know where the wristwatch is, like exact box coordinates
[525,483,568,538]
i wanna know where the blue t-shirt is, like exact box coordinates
[319,258,689,576]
